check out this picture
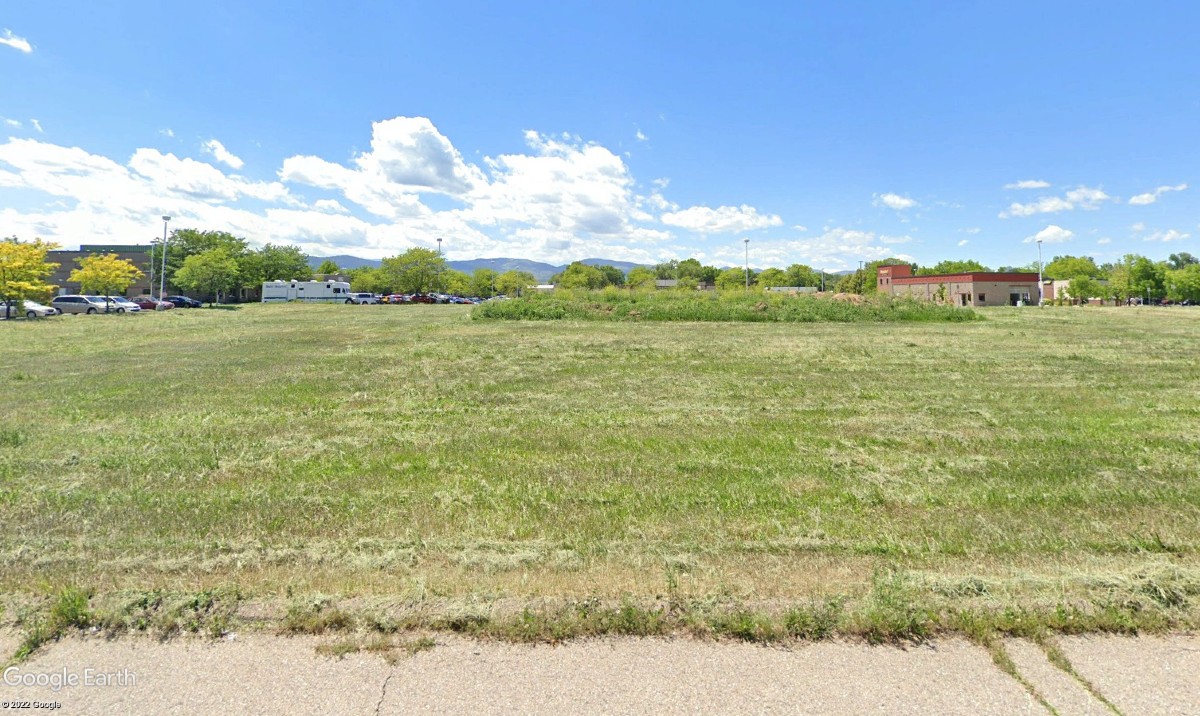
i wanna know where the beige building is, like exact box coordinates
[877,265,1039,307]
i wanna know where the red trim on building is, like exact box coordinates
[890,272,1038,285]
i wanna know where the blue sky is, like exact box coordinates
[2,2,1197,270]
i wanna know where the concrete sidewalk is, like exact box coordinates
[1,633,1196,714]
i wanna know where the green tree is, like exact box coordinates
[594,264,626,287]
[1127,254,1166,302]
[1065,276,1101,303]
[653,260,679,279]
[469,269,499,298]
[69,254,144,308]
[380,247,445,294]
[1044,255,1100,280]
[1166,264,1200,303]
[1167,252,1198,270]
[495,270,536,297]
[241,244,313,287]
[314,259,340,275]
[626,266,656,289]
[784,263,821,287]
[715,267,752,290]
[699,265,721,284]
[916,259,991,275]
[173,248,240,306]
[558,262,606,289]
[440,269,471,297]
[677,258,704,281]
[755,267,789,288]
[344,267,393,295]
[155,229,248,290]
[0,237,60,319]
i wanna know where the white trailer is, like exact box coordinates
[262,280,354,303]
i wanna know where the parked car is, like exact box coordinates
[51,295,111,314]
[165,295,203,308]
[348,292,379,304]
[132,297,174,310]
[1,299,58,319]
[108,297,142,313]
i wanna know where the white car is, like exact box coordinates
[1,299,58,319]
[348,292,379,304]
[108,297,142,313]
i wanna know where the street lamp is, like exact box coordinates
[1036,238,1044,306]
[436,237,443,294]
[743,238,750,290]
[159,216,171,300]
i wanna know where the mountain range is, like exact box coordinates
[307,255,645,283]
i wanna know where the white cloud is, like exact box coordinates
[1004,179,1050,190]
[202,139,244,170]
[29,119,43,134]
[1131,222,1145,232]
[873,192,918,210]
[3,118,21,128]
[957,239,969,246]
[312,199,349,214]
[159,129,175,138]
[357,117,485,195]
[1023,224,1074,244]
[1097,238,1112,245]
[1000,185,1111,218]
[635,129,647,142]
[699,227,913,271]
[964,227,981,234]
[660,204,783,233]
[1128,183,1187,205]
[793,225,808,232]
[1143,229,1190,242]
[1,29,32,54]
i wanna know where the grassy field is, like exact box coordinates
[1,303,1198,644]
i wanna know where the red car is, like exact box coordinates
[132,297,174,310]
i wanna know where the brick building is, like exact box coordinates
[46,245,157,296]
[877,264,1039,307]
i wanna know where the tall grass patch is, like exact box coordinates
[472,289,979,322]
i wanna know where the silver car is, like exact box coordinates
[51,295,111,314]
[1,299,58,319]
[108,297,142,313]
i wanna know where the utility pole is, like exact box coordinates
[159,216,171,300]
[743,238,750,290]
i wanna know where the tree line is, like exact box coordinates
[5,231,1199,311]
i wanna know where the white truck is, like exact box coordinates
[261,280,355,303]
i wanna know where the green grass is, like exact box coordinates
[1,303,1198,644]
[472,288,980,322]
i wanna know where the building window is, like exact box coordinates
[978,293,985,302]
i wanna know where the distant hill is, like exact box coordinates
[308,255,649,283]
[306,254,382,270]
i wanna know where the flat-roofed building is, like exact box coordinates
[46,244,156,296]
[876,264,1039,307]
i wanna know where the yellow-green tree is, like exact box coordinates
[0,237,61,319]
[494,270,536,297]
[69,254,144,308]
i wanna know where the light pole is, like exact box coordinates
[1036,238,1044,306]
[743,238,750,290]
[159,216,171,300]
